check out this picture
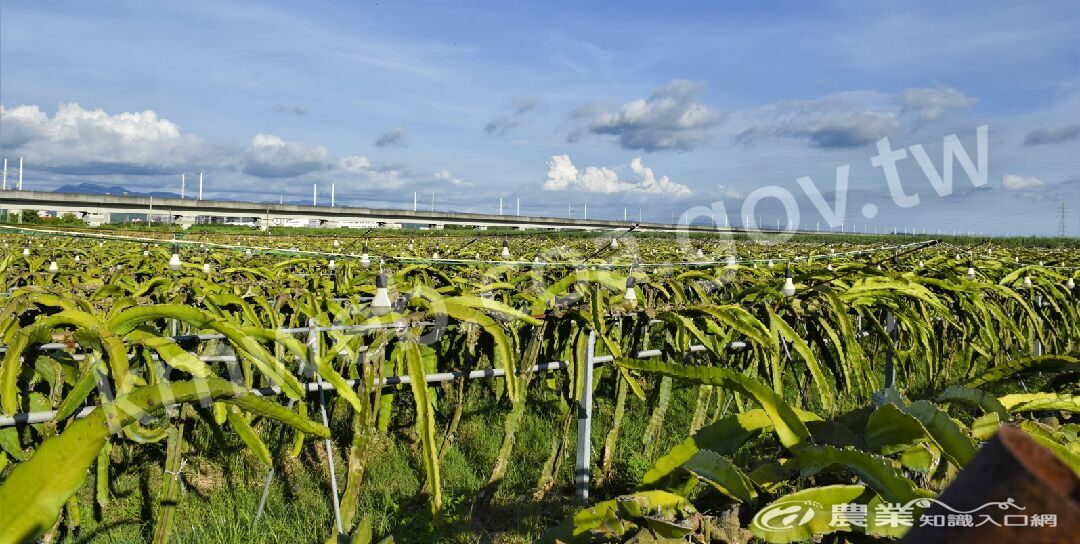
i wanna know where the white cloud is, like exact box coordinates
[901,86,977,121]
[433,169,471,186]
[242,133,333,178]
[736,93,899,149]
[542,154,691,196]
[1001,174,1044,191]
[339,155,372,172]
[577,80,725,151]
[0,103,209,173]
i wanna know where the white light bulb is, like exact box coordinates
[826,263,833,271]
[143,250,149,257]
[501,243,511,258]
[370,272,392,316]
[1067,277,1075,289]
[202,262,211,273]
[966,267,976,280]
[22,248,30,257]
[918,260,924,268]
[726,255,737,267]
[768,260,774,268]
[245,249,252,257]
[360,253,370,267]
[1023,275,1032,289]
[408,240,414,251]
[432,252,440,259]
[333,239,340,248]
[696,248,704,258]
[609,237,619,250]
[328,259,336,271]
[782,277,796,297]
[48,261,59,273]
[74,255,80,262]
[534,256,541,263]
[169,253,182,271]
[623,276,638,309]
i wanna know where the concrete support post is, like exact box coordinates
[575,330,596,505]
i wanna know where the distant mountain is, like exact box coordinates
[53,182,182,199]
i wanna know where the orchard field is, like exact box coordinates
[0,226,1077,543]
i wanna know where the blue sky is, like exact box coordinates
[1,0,1078,235]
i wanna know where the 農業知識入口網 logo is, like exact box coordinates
[751,497,1057,536]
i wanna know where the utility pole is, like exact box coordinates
[198,172,203,200]
[584,202,587,220]
[18,157,23,190]
[431,191,435,212]
[1059,203,1068,237]
[313,184,317,206]
[499,196,503,215]
[624,208,627,221]
[181,174,186,199]
[516,197,519,216]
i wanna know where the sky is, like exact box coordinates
[1,0,1078,235]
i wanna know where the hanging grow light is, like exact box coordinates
[781,265,796,297]
[1067,277,1075,290]
[370,271,393,316]
[965,261,976,280]
[501,239,511,259]
[202,262,211,274]
[168,245,182,271]
[609,237,619,250]
[328,259,337,271]
[48,260,59,273]
[22,247,30,257]
[623,275,638,309]
[360,243,371,267]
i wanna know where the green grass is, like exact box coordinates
[54,373,701,544]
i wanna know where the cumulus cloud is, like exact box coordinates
[736,94,899,149]
[375,127,408,148]
[901,86,976,121]
[484,97,539,137]
[338,154,372,172]
[575,80,725,152]
[1001,174,1044,191]
[242,134,333,178]
[1024,123,1080,145]
[433,169,471,186]
[0,103,209,174]
[542,155,691,196]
